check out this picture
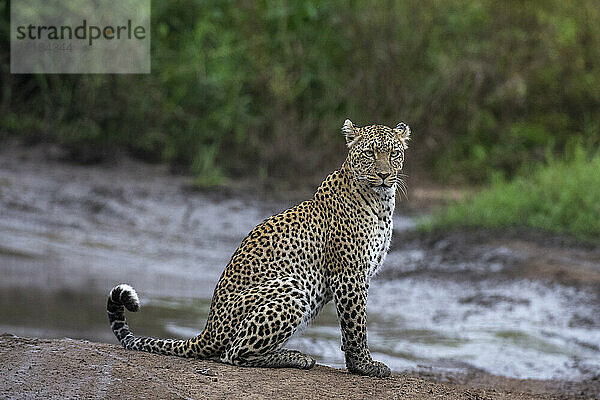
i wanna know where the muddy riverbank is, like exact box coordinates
[1,142,599,397]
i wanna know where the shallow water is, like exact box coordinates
[1,152,599,381]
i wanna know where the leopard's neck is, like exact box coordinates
[315,168,397,218]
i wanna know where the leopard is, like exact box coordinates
[107,119,411,377]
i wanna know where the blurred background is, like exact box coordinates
[1,0,599,388]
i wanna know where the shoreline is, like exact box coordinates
[1,334,596,399]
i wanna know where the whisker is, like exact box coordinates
[396,178,409,200]
[398,177,408,188]
[397,186,408,200]
[400,185,408,200]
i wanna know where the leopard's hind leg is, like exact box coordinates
[220,280,315,370]
[242,349,315,369]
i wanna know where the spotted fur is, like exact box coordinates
[107,120,410,377]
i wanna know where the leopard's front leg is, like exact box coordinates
[332,269,391,377]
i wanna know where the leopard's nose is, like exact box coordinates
[377,172,390,180]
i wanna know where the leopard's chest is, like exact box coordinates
[366,195,395,280]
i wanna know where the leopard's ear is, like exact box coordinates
[394,122,411,149]
[342,119,360,148]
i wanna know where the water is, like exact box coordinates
[2,275,597,380]
[1,152,599,381]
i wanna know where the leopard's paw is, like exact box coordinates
[347,359,391,377]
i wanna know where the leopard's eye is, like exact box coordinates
[363,150,375,158]
[390,150,401,158]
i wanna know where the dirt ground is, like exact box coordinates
[1,334,598,400]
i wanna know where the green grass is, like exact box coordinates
[421,148,600,242]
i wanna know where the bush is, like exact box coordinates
[1,0,600,185]
[422,146,600,242]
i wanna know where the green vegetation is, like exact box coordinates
[422,147,600,241]
[1,0,600,186]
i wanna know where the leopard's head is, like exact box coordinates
[342,119,410,194]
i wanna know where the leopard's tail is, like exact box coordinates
[107,284,210,358]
